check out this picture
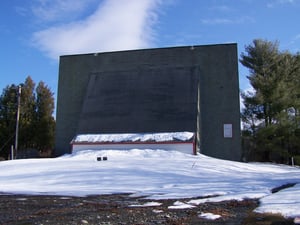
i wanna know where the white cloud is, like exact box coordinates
[201,16,254,25]
[291,33,300,43]
[287,34,300,53]
[267,0,297,8]
[31,0,98,23]
[31,0,162,60]
[209,5,233,12]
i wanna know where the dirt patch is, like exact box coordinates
[0,194,294,225]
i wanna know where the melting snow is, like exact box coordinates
[168,201,195,209]
[198,212,221,220]
[130,201,162,207]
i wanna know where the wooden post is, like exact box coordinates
[11,145,14,160]
[15,85,21,159]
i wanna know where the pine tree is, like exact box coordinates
[19,76,36,149]
[34,81,55,153]
[240,39,300,163]
[240,39,281,127]
[0,85,19,158]
[0,77,56,158]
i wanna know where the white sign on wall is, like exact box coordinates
[223,124,232,138]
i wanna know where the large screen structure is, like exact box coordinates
[55,44,241,161]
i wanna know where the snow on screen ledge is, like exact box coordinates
[73,132,194,143]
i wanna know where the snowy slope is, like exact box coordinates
[0,149,299,219]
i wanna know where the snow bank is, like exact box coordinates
[255,183,300,218]
[0,149,299,219]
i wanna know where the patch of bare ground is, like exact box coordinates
[0,194,294,225]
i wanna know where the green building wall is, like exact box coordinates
[55,43,241,161]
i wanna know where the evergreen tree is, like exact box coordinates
[241,39,300,163]
[240,39,281,127]
[19,76,36,149]
[34,81,55,152]
[0,85,19,158]
[0,77,56,158]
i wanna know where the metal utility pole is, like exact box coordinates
[15,85,21,159]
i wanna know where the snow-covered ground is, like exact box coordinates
[0,149,299,219]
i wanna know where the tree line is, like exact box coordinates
[0,76,55,159]
[241,39,300,165]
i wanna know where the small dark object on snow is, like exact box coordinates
[97,156,108,161]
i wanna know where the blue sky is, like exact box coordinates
[1,0,300,107]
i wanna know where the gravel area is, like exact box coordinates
[0,194,295,225]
